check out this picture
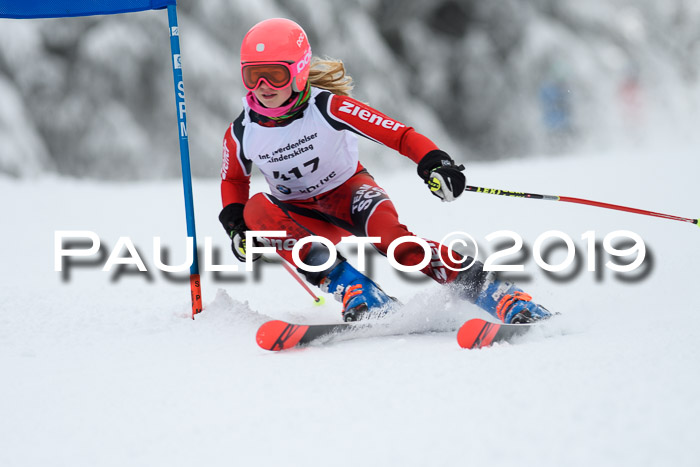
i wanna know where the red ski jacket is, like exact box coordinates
[221,87,439,205]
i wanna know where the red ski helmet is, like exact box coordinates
[240,18,312,93]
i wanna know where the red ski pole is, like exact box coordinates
[280,261,325,305]
[464,185,699,227]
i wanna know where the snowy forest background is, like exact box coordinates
[1,0,699,179]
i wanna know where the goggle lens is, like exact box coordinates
[242,63,292,90]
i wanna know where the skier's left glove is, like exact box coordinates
[218,203,262,263]
[417,150,466,202]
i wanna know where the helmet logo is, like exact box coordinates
[296,47,312,73]
[256,43,265,52]
[296,33,304,47]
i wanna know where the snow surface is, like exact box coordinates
[1,146,699,467]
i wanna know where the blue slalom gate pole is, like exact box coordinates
[0,1,203,316]
[166,4,202,318]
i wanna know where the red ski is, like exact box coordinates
[456,318,536,349]
[256,320,354,351]
[257,318,548,351]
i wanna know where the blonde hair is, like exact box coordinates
[308,57,354,97]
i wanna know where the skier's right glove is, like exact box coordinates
[417,150,466,202]
[218,203,262,263]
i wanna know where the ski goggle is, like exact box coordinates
[241,62,295,91]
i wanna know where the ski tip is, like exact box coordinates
[256,320,308,351]
[456,318,500,349]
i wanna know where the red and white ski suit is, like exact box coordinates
[220,87,461,283]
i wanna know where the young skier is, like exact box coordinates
[219,18,551,324]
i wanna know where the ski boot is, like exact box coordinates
[451,262,551,324]
[320,260,396,322]
[474,278,551,324]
